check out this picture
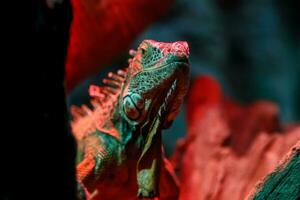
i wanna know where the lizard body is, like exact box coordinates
[71,40,190,199]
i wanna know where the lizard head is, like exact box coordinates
[120,39,190,129]
[119,40,190,198]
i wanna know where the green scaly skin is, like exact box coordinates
[72,40,190,200]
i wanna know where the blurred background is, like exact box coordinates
[67,0,300,155]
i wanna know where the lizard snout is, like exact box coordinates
[171,41,189,58]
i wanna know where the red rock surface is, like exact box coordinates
[173,76,300,200]
[65,0,173,91]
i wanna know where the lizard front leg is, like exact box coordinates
[76,131,118,199]
[76,153,96,200]
[137,127,162,198]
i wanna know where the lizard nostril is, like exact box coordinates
[180,41,189,50]
[172,41,190,57]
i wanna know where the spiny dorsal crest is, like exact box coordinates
[71,69,127,142]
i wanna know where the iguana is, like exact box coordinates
[71,40,190,200]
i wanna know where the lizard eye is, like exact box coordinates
[141,48,146,55]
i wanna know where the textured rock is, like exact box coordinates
[174,76,300,200]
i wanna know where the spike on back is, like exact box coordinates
[71,69,127,142]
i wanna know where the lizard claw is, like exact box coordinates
[77,182,88,200]
[138,188,156,199]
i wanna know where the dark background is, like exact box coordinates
[6,1,76,199]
